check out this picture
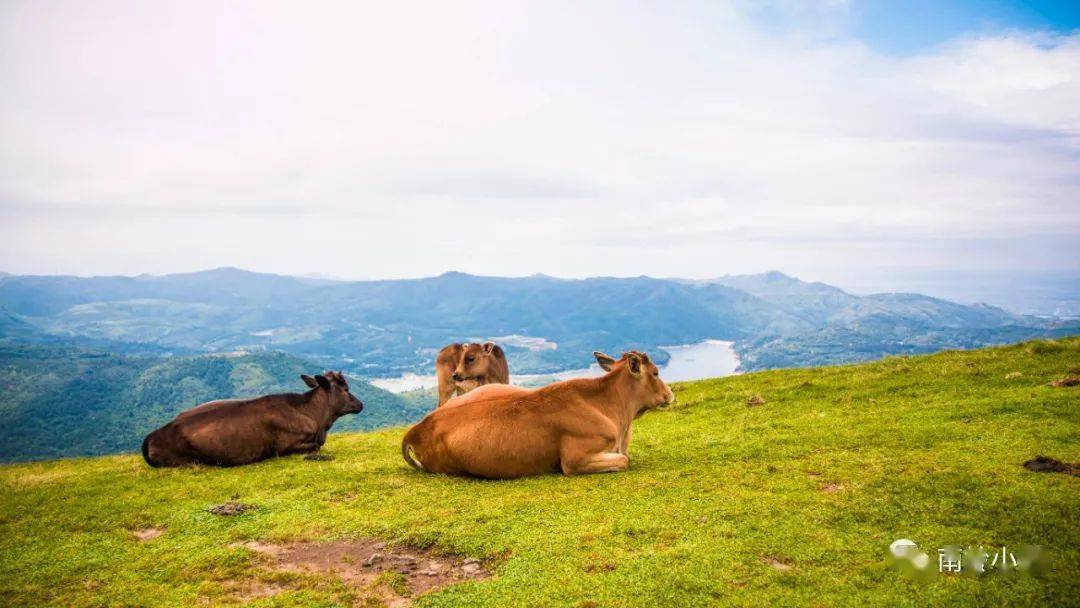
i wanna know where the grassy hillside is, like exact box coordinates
[0,339,1077,607]
[0,345,425,462]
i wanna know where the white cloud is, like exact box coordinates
[0,1,1076,283]
[909,33,1080,132]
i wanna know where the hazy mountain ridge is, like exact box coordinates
[701,272,1075,368]
[0,268,1072,376]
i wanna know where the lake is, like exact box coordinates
[656,339,741,382]
[369,339,741,393]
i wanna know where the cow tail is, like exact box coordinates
[401,437,425,472]
[141,433,159,468]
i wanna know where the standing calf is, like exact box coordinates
[435,341,510,407]
[403,351,673,478]
[142,371,363,467]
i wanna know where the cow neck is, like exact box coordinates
[303,389,335,428]
[596,368,639,435]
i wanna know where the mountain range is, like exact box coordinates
[1,267,1075,376]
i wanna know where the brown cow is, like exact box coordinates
[402,350,673,478]
[435,341,510,407]
[141,371,363,467]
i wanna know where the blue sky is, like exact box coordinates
[853,0,1079,53]
[751,0,1080,54]
[0,0,1077,293]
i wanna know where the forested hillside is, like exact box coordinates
[0,345,425,462]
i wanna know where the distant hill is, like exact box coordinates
[708,270,858,325]
[0,268,1074,376]
[704,272,1079,368]
[0,344,427,462]
[0,307,48,342]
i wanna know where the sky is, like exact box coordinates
[0,0,1078,296]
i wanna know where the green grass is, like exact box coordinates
[1,338,1077,607]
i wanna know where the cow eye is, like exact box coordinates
[466,357,475,363]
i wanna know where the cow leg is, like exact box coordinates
[561,436,628,475]
[562,452,629,475]
[618,427,633,456]
[274,420,329,456]
[295,427,328,453]
[283,435,324,454]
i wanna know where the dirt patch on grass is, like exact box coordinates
[762,556,794,571]
[582,557,617,573]
[227,579,290,602]
[232,538,489,605]
[1049,376,1079,387]
[131,527,164,541]
[207,501,255,516]
[746,395,766,406]
[1023,456,1079,476]
[820,482,845,493]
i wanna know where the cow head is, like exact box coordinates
[302,371,364,417]
[594,350,674,415]
[451,342,502,389]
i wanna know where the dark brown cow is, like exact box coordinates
[402,351,673,478]
[435,341,510,407]
[141,371,363,467]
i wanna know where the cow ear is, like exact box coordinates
[626,352,642,375]
[594,351,616,371]
[315,374,331,390]
[301,374,318,388]
[482,341,496,355]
